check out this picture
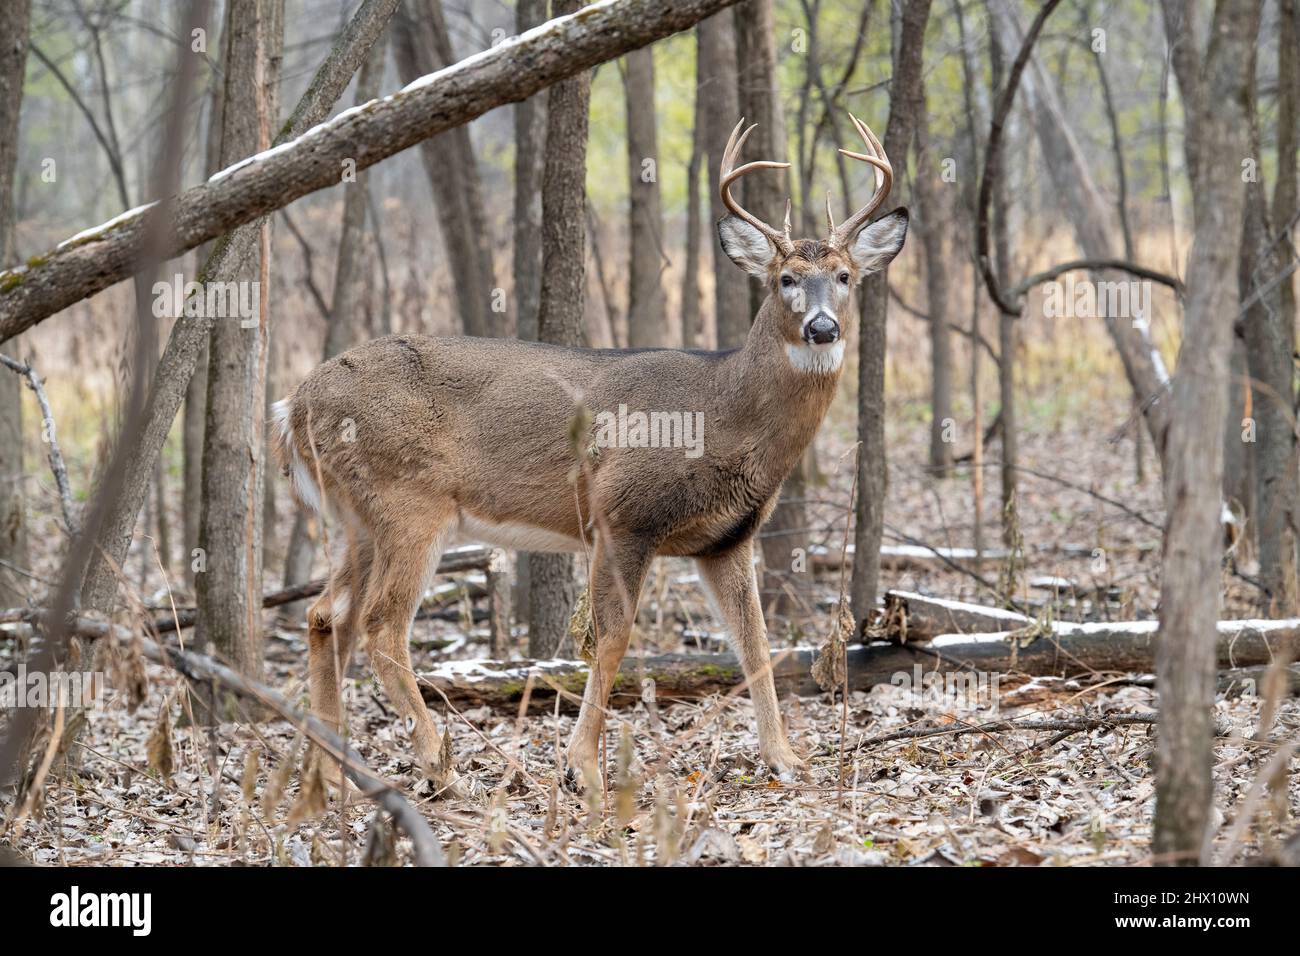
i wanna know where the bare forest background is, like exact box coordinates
[0,0,1296,868]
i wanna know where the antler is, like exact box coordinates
[720,119,794,256]
[828,112,892,249]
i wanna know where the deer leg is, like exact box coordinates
[697,540,808,781]
[360,509,460,796]
[564,536,653,792]
[306,528,373,791]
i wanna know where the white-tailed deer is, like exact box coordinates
[272,114,906,793]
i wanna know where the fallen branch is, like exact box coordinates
[0,0,741,342]
[74,622,445,866]
[854,713,1159,748]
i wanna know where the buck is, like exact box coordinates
[272,114,907,793]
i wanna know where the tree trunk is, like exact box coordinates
[513,0,547,344]
[915,101,953,478]
[733,0,809,621]
[512,0,548,624]
[681,31,705,348]
[0,0,31,608]
[390,0,497,338]
[1155,0,1258,866]
[623,47,667,347]
[194,0,283,696]
[282,40,385,616]
[528,0,592,658]
[1240,97,1297,616]
[698,11,749,348]
[987,6,1018,536]
[851,0,931,627]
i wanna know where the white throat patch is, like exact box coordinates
[785,340,845,374]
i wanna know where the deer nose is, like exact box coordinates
[804,315,839,345]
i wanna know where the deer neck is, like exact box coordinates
[721,294,842,487]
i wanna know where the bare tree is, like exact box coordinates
[914,94,953,478]
[391,0,497,338]
[851,0,931,627]
[194,0,284,691]
[0,0,31,608]
[987,4,1018,533]
[1155,0,1259,865]
[184,14,229,591]
[1240,89,1297,616]
[681,29,706,348]
[623,46,667,347]
[528,0,592,657]
[698,10,748,347]
[513,0,548,343]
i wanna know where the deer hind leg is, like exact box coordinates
[306,525,373,791]
[565,536,653,792]
[697,540,808,781]
[359,502,460,795]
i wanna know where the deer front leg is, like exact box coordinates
[697,540,808,781]
[564,537,653,792]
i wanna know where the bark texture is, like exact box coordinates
[0,0,31,607]
[623,46,667,348]
[698,11,749,347]
[914,103,953,478]
[851,0,931,626]
[512,0,548,343]
[1155,0,1259,865]
[528,0,593,657]
[194,0,284,688]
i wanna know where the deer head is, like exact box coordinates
[716,114,908,367]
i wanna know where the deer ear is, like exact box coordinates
[718,215,776,279]
[849,207,909,278]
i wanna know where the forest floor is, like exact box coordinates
[3,376,1298,866]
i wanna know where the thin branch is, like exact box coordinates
[0,354,79,536]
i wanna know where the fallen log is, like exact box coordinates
[417,618,1300,712]
[880,590,1034,641]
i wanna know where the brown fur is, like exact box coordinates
[274,220,904,791]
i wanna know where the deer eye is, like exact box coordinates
[780,274,796,288]
[838,272,850,284]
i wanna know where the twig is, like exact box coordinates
[0,353,79,536]
[854,713,1158,750]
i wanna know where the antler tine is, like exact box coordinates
[783,198,793,240]
[825,191,835,234]
[719,120,794,255]
[830,112,893,249]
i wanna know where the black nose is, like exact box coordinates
[805,316,839,345]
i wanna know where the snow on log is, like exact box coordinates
[417,618,1299,712]
[880,590,1034,641]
